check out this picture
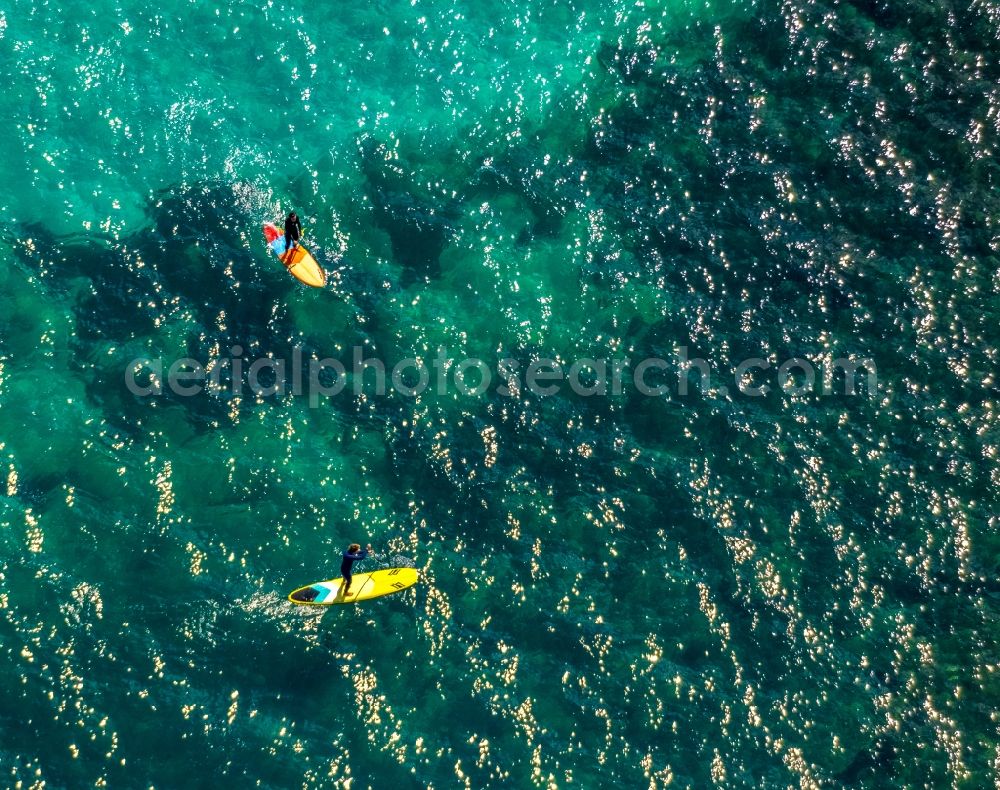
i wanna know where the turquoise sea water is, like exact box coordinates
[2,0,1000,786]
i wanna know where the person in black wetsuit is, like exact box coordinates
[341,543,371,595]
[283,211,302,261]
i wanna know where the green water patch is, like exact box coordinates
[2,0,1000,785]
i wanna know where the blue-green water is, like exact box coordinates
[2,0,999,786]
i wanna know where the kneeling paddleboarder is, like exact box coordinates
[342,543,371,596]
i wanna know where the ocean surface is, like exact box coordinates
[1,0,999,787]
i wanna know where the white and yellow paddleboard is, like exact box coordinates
[288,568,419,606]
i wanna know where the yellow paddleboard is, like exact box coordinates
[288,567,419,606]
[280,243,327,288]
[264,222,327,288]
